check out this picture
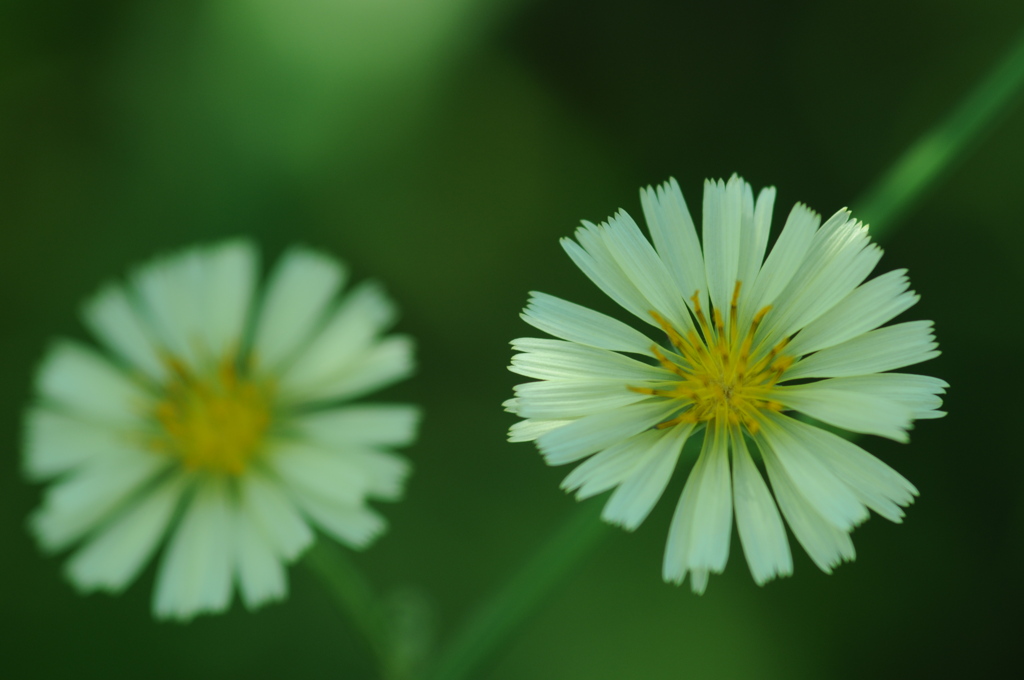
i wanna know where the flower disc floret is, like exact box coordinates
[632,285,791,435]
[153,359,272,475]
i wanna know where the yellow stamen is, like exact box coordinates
[728,281,742,354]
[690,291,712,339]
[151,357,273,475]
[637,285,792,434]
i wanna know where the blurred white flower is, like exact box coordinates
[25,240,418,620]
[506,175,946,593]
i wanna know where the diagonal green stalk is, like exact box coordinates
[855,25,1024,235]
[425,499,609,680]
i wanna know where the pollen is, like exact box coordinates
[631,282,792,435]
[151,357,273,475]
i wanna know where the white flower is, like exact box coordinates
[24,240,419,620]
[506,175,946,593]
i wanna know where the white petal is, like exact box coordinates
[689,569,710,594]
[702,176,744,315]
[785,320,939,380]
[29,453,171,552]
[521,291,654,354]
[601,424,691,530]
[153,477,234,620]
[273,437,409,503]
[277,280,397,398]
[778,418,918,523]
[266,441,370,506]
[561,226,660,327]
[733,180,757,287]
[760,212,882,344]
[747,202,820,317]
[23,408,142,481]
[252,247,346,374]
[292,404,421,449]
[786,269,918,356]
[561,433,658,500]
[199,240,258,359]
[292,492,386,549]
[736,185,775,288]
[283,334,415,404]
[36,340,153,427]
[233,501,287,611]
[596,210,693,332]
[685,428,733,575]
[761,443,856,573]
[80,283,166,383]
[759,413,868,531]
[639,178,707,307]
[773,382,915,442]
[507,418,573,443]
[663,447,709,586]
[239,468,314,560]
[129,249,205,366]
[732,435,792,585]
[812,373,947,420]
[65,473,188,593]
[663,426,732,593]
[510,338,673,382]
[341,449,411,502]
[536,399,679,465]
[510,379,650,419]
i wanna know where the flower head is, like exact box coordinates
[24,240,419,620]
[506,175,945,592]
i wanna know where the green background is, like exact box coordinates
[2,1,1022,678]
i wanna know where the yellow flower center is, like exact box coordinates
[152,358,273,475]
[632,282,792,435]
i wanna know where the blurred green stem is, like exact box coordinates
[426,499,608,680]
[304,541,401,680]
[856,26,1024,235]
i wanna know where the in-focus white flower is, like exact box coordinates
[24,240,418,620]
[506,175,945,593]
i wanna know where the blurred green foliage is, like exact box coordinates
[2,1,1023,678]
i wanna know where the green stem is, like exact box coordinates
[426,499,609,680]
[856,26,1024,234]
[303,541,397,679]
